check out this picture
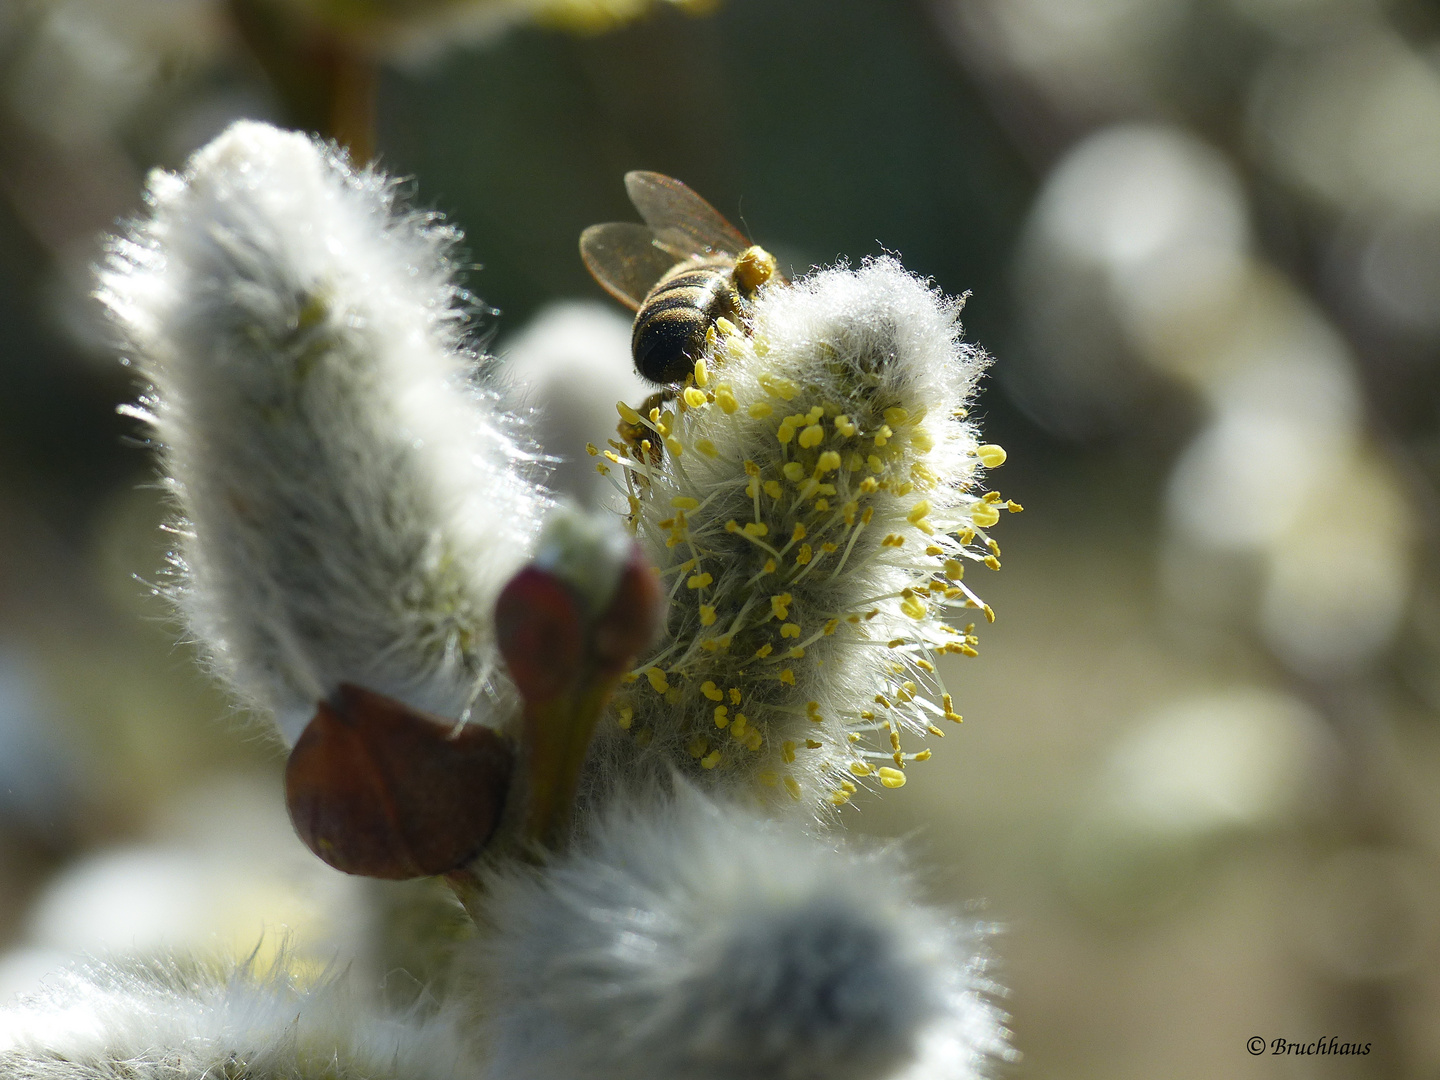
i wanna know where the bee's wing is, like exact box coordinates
[624,171,750,259]
[579,222,681,311]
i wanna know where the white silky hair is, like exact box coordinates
[0,957,472,1080]
[97,120,547,743]
[497,300,649,510]
[591,257,1003,816]
[464,786,1008,1080]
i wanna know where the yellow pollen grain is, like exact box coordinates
[798,424,825,449]
[749,401,774,419]
[687,573,713,589]
[878,767,907,788]
[701,750,722,770]
[700,605,717,627]
[714,386,738,413]
[645,667,669,693]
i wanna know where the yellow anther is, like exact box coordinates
[1008,500,1024,513]
[831,789,851,806]
[796,544,812,565]
[984,604,996,623]
[944,559,964,580]
[771,593,793,619]
[731,713,748,736]
[850,761,873,777]
[874,425,893,446]
[743,522,769,538]
[671,496,700,510]
[701,681,723,701]
[763,480,783,499]
[782,462,806,483]
[714,706,729,728]
[693,358,709,386]
[701,750,722,770]
[749,401,774,419]
[878,767,907,788]
[586,443,600,457]
[687,573,713,589]
[835,414,856,437]
[860,709,875,721]
[867,454,884,472]
[617,706,633,730]
[715,316,740,338]
[977,444,1007,468]
[805,739,823,750]
[816,450,841,474]
[907,501,931,525]
[782,741,796,764]
[776,421,796,445]
[687,736,709,759]
[603,451,622,465]
[746,729,763,751]
[914,750,933,761]
[700,605,717,627]
[756,643,773,658]
[617,401,642,424]
[683,387,707,408]
[916,658,935,672]
[645,667,669,693]
[928,724,945,737]
[781,623,801,638]
[763,558,777,574]
[911,428,934,452]
[784,775,802,800]
[821,542,838,553]
[790,523,807,543]
[758,770,777,786]
[806,405,824,423]
[972,502,1000,528]
[696,438,718,457]
[984,555,1001,570]
[901,594,926,619]
[790,646,805,658]
[883,407,909,426]
[798,424,825,448]
[875,693,891,708]
[664,436,684,457]
[779,668,796,685]
[823,619,838,635]
[758,373,798,400]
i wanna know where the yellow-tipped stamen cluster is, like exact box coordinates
[589,263,1014,815]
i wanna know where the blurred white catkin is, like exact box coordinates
[465,785,1008,1080]
[97,120,547,744]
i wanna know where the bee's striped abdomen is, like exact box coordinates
[632,266,740,384]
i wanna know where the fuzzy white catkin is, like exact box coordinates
[98,121,546,743]
[0,959,469,1080]
[591,258,1011,817]
[464,787,1008,1080]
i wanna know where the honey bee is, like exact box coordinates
[581,171,784,385]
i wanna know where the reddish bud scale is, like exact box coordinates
[285,683,514,879]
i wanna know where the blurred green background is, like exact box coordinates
[3,0,1440,1075]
